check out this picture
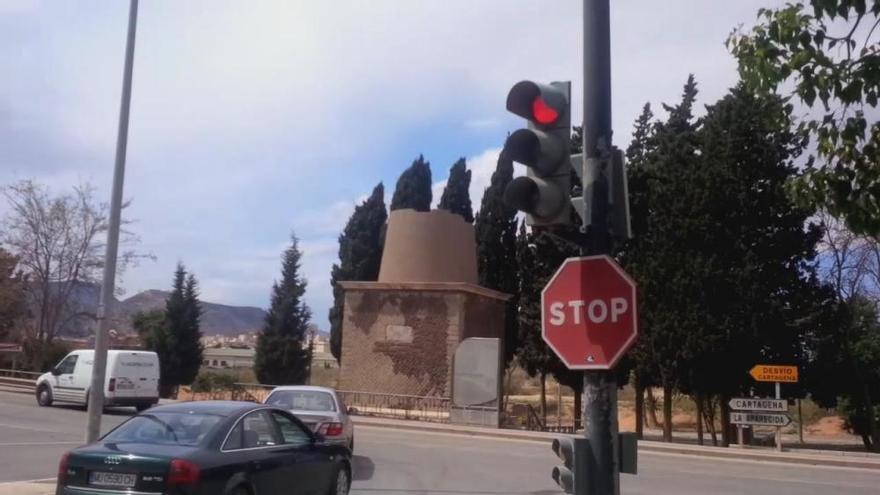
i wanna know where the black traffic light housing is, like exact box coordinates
[502,80,572,226]
[551,436,589,494]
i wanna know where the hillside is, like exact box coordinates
[117,290,268,336]
[53,284,268,337]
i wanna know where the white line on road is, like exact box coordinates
[0,442,80,447]
[641,449,880,473]
[0,477,55,485]
[0,422,73,434]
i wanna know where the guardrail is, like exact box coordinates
[182,383,452,423]
[0,368,39,395]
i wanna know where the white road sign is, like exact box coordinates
[730,411,791,427]
[728,397,787,412]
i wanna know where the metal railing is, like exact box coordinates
[338,390,450,423]
[0,368,40,394]
[182,383,452,422]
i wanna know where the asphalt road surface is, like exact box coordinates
[0,391,877,494]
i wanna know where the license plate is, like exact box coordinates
[89,471,136,488]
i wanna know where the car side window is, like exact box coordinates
[223,422,243,450]
[241,411,279,448]
[56,355,78,375]
[271,411,311,447]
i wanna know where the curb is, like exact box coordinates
[352,417,880,470]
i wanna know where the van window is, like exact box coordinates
[56,355,78,375]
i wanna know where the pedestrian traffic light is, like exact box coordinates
[551,437,589,494]
[502,80,572,226]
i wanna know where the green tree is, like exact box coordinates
[255,234,313,385]
[390,155,432,211]
[809,297,880,450]
[0,247,26,343]
[438,158,474,223]
[622,76,703,442]
[620,103,660,439]
[728,0,880,234]
[179,273,204,385]
[514,222,554,424]
[474,151,519,363]
[157,263,204,397]
[132,308,173,396]
[329,183,387,361]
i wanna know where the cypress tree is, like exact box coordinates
[329,183,387,361]
[438,158,474,223]
[255,234,313,385]
[474,151,519,363]
[390,155,432,212]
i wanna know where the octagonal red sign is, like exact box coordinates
[541,255,638,370]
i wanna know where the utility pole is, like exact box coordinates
[582,1,618,494]
[86,0,139,443]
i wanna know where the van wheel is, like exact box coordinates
[36,385,53,407]
[135,403,151,412]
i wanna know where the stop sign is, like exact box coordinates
[541,255,638,369]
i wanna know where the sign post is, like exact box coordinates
[749,364,798,451]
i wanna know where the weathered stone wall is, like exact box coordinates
[337,283,507,397]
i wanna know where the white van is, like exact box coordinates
[35,350,160,411]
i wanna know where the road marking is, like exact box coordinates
[0,441,80,447]
[0,477,56,485]
[0,422,73,435]
[641,449,880,473]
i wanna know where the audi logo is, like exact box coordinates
[104,456,123,465]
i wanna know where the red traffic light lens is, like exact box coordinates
[531,97,559,125]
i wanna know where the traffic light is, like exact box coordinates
[571,148,632,240]
[551,437,589,494]
[503,80,572,226]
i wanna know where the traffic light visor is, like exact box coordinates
[506,81,568,126]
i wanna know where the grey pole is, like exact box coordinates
[85,0,139,444]
[582,1,619,494]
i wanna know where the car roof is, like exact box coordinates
[269,385,337,394]
[147,400,265,416]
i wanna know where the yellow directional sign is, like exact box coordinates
[749,365,798,383]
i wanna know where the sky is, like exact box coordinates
[0,0,786,330]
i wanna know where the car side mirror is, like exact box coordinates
[312,432,326,445]
[50,367,61,376]
[347,406,358,415]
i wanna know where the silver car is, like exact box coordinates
[264,385,355,451]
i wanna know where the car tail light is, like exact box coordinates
[108,378,116,392]
[168,459,200,486]
[318,422,344,437]
[57,451,70,482]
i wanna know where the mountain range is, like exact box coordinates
[58,285,269,337]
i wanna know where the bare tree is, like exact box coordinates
[1,180,144,352]
[818,210,876,303]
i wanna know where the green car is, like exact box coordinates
[56,401,352,495]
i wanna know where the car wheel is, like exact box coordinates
[328,464,350,495]
[228,487,250,495]
[349,436,354,452]
[36,385,53,407]
[135,403,151,412]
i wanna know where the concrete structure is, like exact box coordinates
[338,209,510,399]
[378,209,478,285]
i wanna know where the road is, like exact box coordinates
[1,391,877,494]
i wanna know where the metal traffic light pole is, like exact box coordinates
[582,1,619,494]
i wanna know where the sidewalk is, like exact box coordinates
[352,415,880,470]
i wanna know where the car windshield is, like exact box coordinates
[103,412,223,446]
[267,390,336,412]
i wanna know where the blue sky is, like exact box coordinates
[0,0,783,331]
